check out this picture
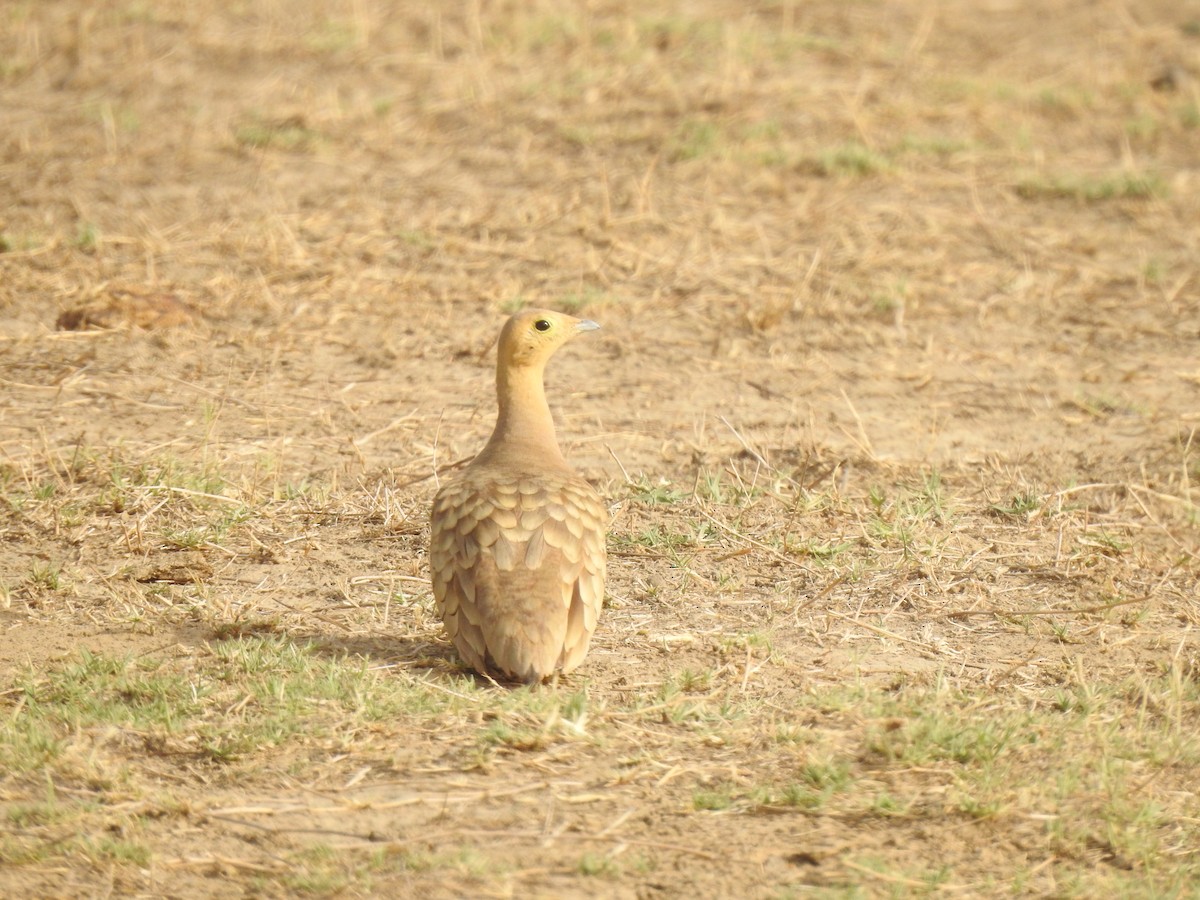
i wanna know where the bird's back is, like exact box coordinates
[430,463,606,683]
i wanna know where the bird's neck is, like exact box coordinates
[476,361,570,471]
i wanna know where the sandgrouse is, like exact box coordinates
[429,309,607,683]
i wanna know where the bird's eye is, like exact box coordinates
[534,319,551,332]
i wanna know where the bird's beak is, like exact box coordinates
[575,319,601,333]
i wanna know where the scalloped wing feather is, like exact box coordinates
[430,472,606,682]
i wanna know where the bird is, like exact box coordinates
[429,309,607,684]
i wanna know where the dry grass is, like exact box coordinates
[2,0,1200,896]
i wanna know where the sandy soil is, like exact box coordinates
[1,1,1198,896]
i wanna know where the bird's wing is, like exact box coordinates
[431,473,606,681]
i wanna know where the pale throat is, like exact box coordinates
[477,360,569,470]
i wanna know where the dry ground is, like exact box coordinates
[2,0,1199,897]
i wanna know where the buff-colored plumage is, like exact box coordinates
[429,309,607,683]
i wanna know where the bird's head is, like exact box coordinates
[498,308,600,369]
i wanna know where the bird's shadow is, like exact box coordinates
[290,629,461,676]
[193,622,570,690]
[195,619,449,672]
[298,632,555,689]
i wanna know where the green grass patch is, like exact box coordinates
[1016,171,1167,202]
[235,116,323,153]
[814,141,891,177]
